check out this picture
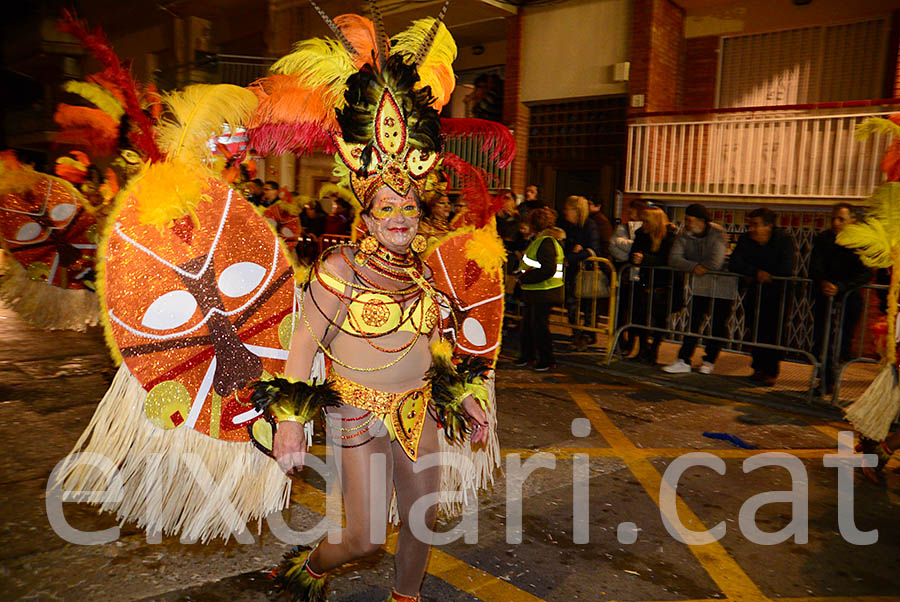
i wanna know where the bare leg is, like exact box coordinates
[391,413,441,597]
[307,405,394,573]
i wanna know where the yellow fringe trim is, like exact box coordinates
[0,253,99,331]
[55,365,292,543]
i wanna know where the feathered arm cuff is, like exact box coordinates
[249,375,341,424]
[427,339,492,444]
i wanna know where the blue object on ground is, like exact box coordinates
[702,431,757,449]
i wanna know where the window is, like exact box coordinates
[717,18,888,108]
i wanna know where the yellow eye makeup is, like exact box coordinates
[371,204,419,219]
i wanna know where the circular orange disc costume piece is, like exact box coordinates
[426,230,504,364]
[0,175,97,289]
[104,178,295,442]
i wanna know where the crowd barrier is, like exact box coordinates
[609,265,832,402]
[832,283,889,404]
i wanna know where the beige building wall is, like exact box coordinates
[520,0,630,103]
[685,0,898,38]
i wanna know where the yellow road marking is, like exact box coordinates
[501,447,834,460]
[566,386,769,602]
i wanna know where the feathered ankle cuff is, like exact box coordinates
[270,545,328,602]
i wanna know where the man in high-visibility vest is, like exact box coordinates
[516,206,566,371]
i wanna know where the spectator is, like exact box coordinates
[729,207,796,386]
[245,178,264,206]
[496,189,520,243]
[611,198,649,355]
[587,197,614,258]
[324,197,353,235]
[664,203,737,375]
[261,180,281,207]
[559,196,601,345]
[630,206,677,364]
[301,200,326,237]
[519,184,545,220]
[516,207,565,372]
[811,202,871,393]
[610,198,649,264]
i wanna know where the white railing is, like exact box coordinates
[444,134,512,191]
[626,107,895,199]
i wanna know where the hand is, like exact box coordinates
[572,244,584,254]
[693,264,708,276]
[821,281,838,296]
[756,270,773,284]
[632,252,643,265]
[272,421,308,474]
[462,396,489,445]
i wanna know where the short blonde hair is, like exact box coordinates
[564,195,589,226]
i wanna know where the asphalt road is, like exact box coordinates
[1,304,898,602]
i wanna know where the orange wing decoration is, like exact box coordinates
[104,179,296,442]
[426,229,504,365]
[0,174,97,289]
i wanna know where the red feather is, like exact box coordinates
[440,118,515,168]
[248,123,338,157]
[58,10,162,162]
[441,153,502,229]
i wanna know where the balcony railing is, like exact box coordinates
[444,132,512,192]
[626,104,898,200]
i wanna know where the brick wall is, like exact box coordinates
[629,0,685,114]
[684,36,719,109]
[503,13,529,195]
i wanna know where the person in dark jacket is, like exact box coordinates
[630,206,677,364]
[811,203,871,392]
[516,207,565,372]
[588,197,614,258]
[729,207,796,385]
[559,196,601,345]
[664,203,737,375]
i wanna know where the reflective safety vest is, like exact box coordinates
[521,235,564,290]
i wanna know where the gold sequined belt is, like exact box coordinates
[329,370,431,461]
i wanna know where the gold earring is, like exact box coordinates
[411,234,427,254]
[356,235,379,265]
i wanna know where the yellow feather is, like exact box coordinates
[855,117,900,142]
[0,156,42,195]
[318,182,359,209]
[63,80,125,121]
[465,221,506,275]
[391,19,457,107]
[155,84,258,162]
[430,337,454,362]
[270,38,354,112]
[128,160,213,230]
[837,182,900,268]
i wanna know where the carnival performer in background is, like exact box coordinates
[245,3,513,600]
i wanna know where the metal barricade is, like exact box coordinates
[570,257,618,353]
[832,283,888,404]
[502,256,619,354]
[608,264,831,402]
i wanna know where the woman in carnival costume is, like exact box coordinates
[838,115,900,484]
[246,3,513,600]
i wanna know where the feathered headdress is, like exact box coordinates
[247,2,514,209]
[58,11,162,162]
